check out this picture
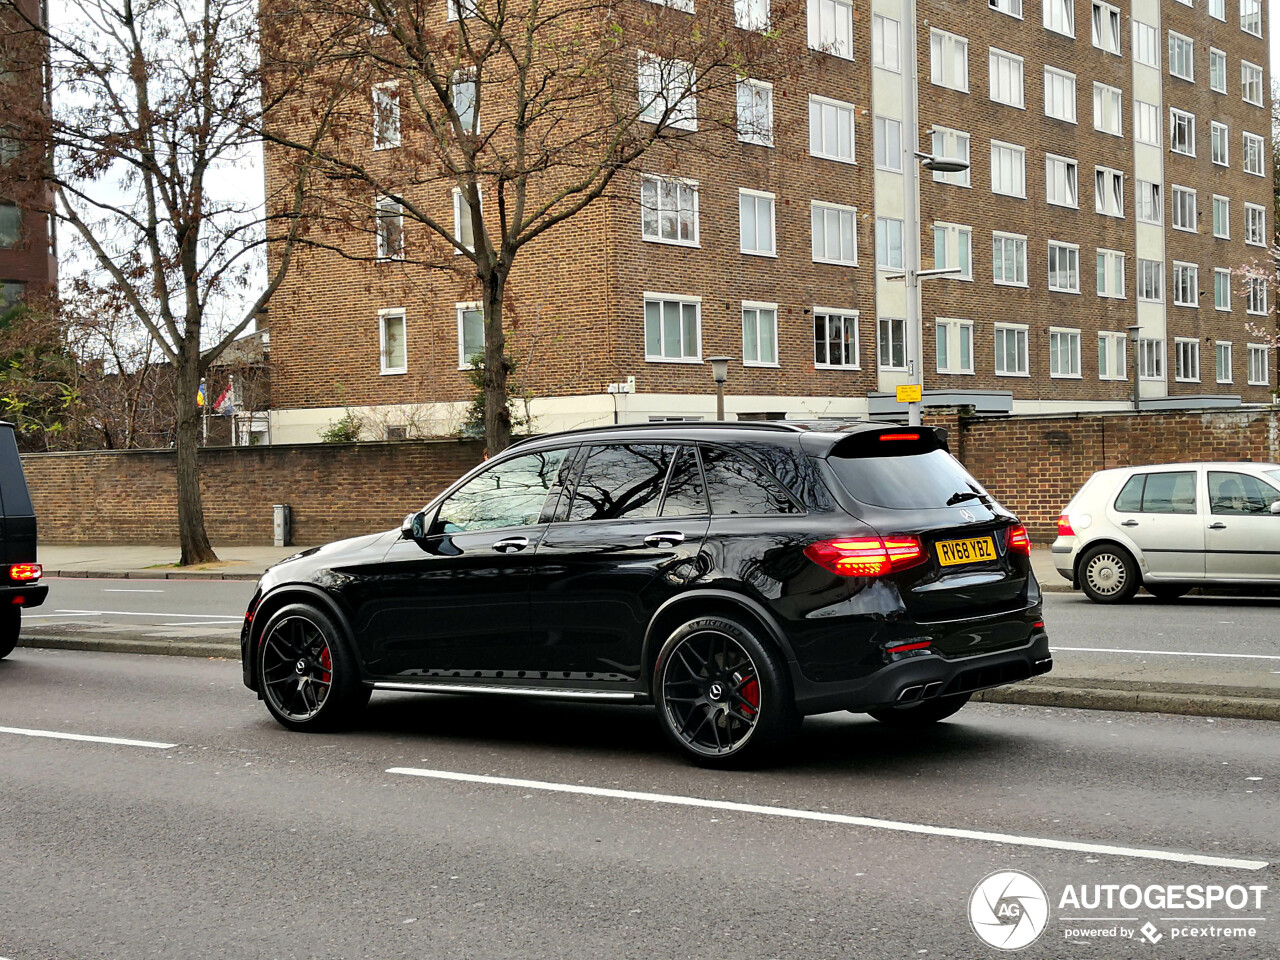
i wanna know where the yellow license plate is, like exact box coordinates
[936,536,996,566]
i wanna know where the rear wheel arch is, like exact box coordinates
[1072,537,1143,584]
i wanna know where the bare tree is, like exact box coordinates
[264,0,791,453]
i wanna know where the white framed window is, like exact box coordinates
[989,0,1022,19]
[1094,166,1123,217]
[1043,0,1073,36]
[809,96,856,163]
[734,0,769,30]
[1245,203,1266,246]
[1170,108,1195,156]
[878,317,907,370]
[933,221,973,279]
[638,54,697,131]
[372,83,401,149]
[457,301,484,368]
[808,0,854,59]
[1134,100,1160,145]
[1097,248,1125,298]
[1136,180,1161,223]
[874,116,902,171]
[1093,83,1122,135]
[1174,338,1200,382]
[1211,122,1229,166]
[994,323,1029,376]
[1247,344,1270,385]
[1171,185,1196,232]
[1132,22,1158,67]
[452,187,478,253]
[741,301,778,366]
[446,0,477,20]
[1209,0,1225,19]
[376,195,404,260]
[936,318,974,374]
[876,217,904,269]
[640,175,699,246]
[1168,32,1194,81]
[993,232,1028,286]
[1098,331,1128,380]
[739,189,776,256]
[930,29,969,92]
[1212,195,1230,238]
[990,141,1026,197]
[1172,261,1199,306]
[1216,342,1233,383]
[1046,154,1078,208]
[1242,62,1264,106]
[1209,49,1227,92]
[1049,328,1082,378]
[1138,339,1164,379]
[872,15,901,71]
[931,127,971,186]
[1240,0,1261,36]
[989,48,1024,108]
[1048,241,1080,293]
[451,71,478,132]
[811,200,858,265]
[644,294,701,362]
[379,308,407,374]
[1138,259,1163,301]
[737,78,773,146]
[1044,67,1076,122]
[1247,276,1269,315]
[1215,268,1232,310]
[1243,132,1265,176]
[814,308,859,368]
[1091,1,1120,54]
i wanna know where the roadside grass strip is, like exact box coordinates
[0,726,177,749]
[387,767,1268,872]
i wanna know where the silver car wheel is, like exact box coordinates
[1084,551,1128,596]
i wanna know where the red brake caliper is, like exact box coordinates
[740,677,759,717]
[319,647,332,684]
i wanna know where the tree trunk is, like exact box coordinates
[174,363,218,565]
[482,271,512,455]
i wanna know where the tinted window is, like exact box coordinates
[436,449,568,533]
[659,446,709,517]
[1208,471,1280,515]
[701,446,800,515]
[1114,471,1197,514]
[827,448,988,510]
[570,444,673,521]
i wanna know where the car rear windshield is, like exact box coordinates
[828,448,991,510]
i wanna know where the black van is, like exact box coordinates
[0,421,46,659]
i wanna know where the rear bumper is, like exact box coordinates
[1,583,47,609]
[791,631,1052,715]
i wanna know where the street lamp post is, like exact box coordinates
[1127,323,1143,412]
[708,356,731,421]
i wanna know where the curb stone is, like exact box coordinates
[43,569,262,581]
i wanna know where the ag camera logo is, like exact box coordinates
[969,870,1050,950]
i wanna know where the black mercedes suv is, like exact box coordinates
[241,421,1051,766]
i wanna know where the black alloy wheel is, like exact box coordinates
[654,616,798,767]
[0,607,18,659]
[867,692,971,727]
[258,603,369,731]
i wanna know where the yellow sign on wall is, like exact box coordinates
[896,384,922,403]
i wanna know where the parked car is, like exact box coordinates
[0,421,47,659]
[241,421,1051,766]
[1053,461,1280,603]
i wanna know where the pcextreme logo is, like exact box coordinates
[968,870,1051,950]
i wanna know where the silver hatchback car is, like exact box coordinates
[1053,461,1280,603]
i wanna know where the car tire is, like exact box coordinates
[1145,584,1191,601]
[1078,544,1141,604]
[0,606,18,659]
[653,616,800,768]
[866,692,971,727]
[257,603,370,732]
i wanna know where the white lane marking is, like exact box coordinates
[0,726,176,749]
[387,768,1268,871]
[157,621,242,628]
[23,613,104,619]
[102,589,166,593]
[1054,646,1280,662]
[51,609,241,620]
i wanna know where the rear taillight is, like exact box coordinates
[804,536,927,577]
[1057,514,1075,537]
[1006,525,1032,556]
[9,563,41,581]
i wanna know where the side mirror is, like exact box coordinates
[401,510,433,539]
[1271,500,1280,515]
[400,512,417,539]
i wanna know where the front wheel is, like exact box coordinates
[1078,544,1141,604]
[654,616,799,768]
[257,603,370,732]
[867,692,971,727]
[0,606,18,659]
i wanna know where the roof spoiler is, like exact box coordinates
[828,426,949,459]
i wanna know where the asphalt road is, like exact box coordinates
[1,647,1277,959]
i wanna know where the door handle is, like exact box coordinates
[1120,520,1139,527]
[1208,522,1227,530]
[491,536,530,554]
[644,531,686,548]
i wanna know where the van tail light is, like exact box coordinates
[9,563,41,581]
[804,536,926,577]
[1057,514,1075,537]
[1005,525,1032,557]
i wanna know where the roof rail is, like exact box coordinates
[507,420,812,448]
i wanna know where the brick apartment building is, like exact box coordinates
[263,0,1274,443]
[0,0,55,312]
